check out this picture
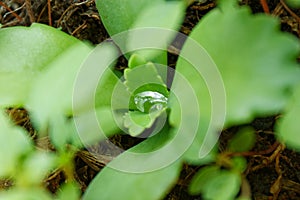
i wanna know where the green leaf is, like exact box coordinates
[125,62,168,94]
[83,160,181,200]
[0,23,82,106]
[128,54,147,69]
[123,109,166,136]
[17,152,56,186]
[83,125,182,200]
[126,1,185,62]
[203,170,241,200]
[56,182,81,200]
[95,0,163,37]
[124,62,169,111]
[227,127,256,152]
[231,156,247,173]
[74,107,121,147]
[25,42,92,131]
[0,188,52,200]
[175,0,300,127]
[0,111,33,177]
[286,0,300,7]
[276,84,300,151]
[189,165,220,195]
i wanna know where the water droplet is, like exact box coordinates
[134,91,168,113]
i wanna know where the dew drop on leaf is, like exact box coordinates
[134,91,168,113]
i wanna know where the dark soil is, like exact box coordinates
[1,0,300,199]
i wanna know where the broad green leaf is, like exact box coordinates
[276,84,300,151]
[74,107,121,147]
[174,0,300,128]
[83,125,182,200]
[72,43,119,114]
[25,42,92,131]
[83,160,181,200]
[227,127,256,152]
[56,182,81,200]
[95,0,162,37]
[189,165,220,195]
[0,111,33,177]
[0,23,82,106]
[126,1,185,62]
[203,170,241,200]
[26,43,118,131]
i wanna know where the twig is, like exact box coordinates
[71,21,87,36]
[37,3,47,22]
[226,141,280,157]
[280,0,300,22]
[47,0,52,26]
[0,1,22,21]
[25,0,35,23]
[260,0,270,14]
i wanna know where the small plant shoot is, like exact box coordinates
[0,0,299,199]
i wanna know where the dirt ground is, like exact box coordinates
[0,0,300,199]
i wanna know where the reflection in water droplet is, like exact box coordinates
[134,91,168,113]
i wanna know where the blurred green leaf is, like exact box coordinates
[276,84,300,151]
[203,170,241,200]
[231,156,248,173]
[174,0,300,128]
[25,42,92,131]
[0,23,82,106]
[0,111,33,177]
[189,165,220,195]
[17,152,56,186]
[56,182,81,200]
[227,127,256,152]
[74,107,121,147]
[286,0,300,7]
[0,188,52,200]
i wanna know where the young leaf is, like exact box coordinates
[203,170,241,200]
[227,127,256,152]
[0,23,82,106]
[124,62,168,95]
[123,109,166,136]
[189,165,220,195]
[276,84,300,151]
